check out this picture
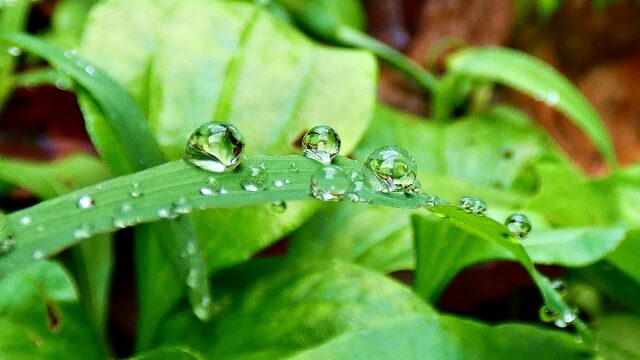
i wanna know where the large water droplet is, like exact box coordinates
[505,213,532,239]
[310,165,349,201]
[302,125,341,164]
[0,237,16,255]
[458,196,487,215]
[364,145,418,194]
[77,195,95,209]
[241,166,268,192]
[344,171,372,203]
[271,201,287,214]
[184,122,245,172]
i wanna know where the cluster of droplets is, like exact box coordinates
[458,196,487,216]
[538,279,578,328]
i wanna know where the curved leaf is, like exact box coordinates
[0,261,107,359]
[447,47,616,167]
[153,259,590,359]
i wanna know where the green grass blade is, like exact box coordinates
[0,32,164,170]
[447,47,617,168]
[415,206,592,343]
[0,32,213,320]
[0,0,31,110]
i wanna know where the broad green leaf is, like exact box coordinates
[607,229,640,284]
[153,259,590,359]
[593,314,640,360]
[0,154,112,337]
[0,0,31,110]
[79,0,375,343]
[570,262,640,314]
[0,261,107,359]
[0,154,110,199]
[447,47,617,167]
[289,203,415,273]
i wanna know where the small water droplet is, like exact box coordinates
[193,295,212,320]
[302,125,341,164]
[0,237,16,255]
[129,183,142,198]
[504,213,532,239]
[289,162,299,173]
[241,166,268,192]
[458,196,487,215]
[364,145,418,194]
[184,122,245,172]
[186,268,199,288]
[310,165,349,201]
[32,249,45,259]
[424,194,447,207]
[7,46,21,56]
[73,224,92,240]
[63,49,75,58]
[157,208,172,219]
[36,225,45,232]
[545,91,559,105]
[172,198,192,215]
[200,186,214,196]
[539,305,558,323]
[19,216,32,226]
[271,201,287,213]
[273,179,285,188]
[84,65,97,76]
[219,187,228,195]
[119,203,133,215]
[77,195,95,209]
[113,218,127,229]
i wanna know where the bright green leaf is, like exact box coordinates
[447,47,616,167]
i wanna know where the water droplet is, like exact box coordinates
[424,194,447,207]
[200,186,214,196]
[63,49,76,58]
[344,171,372,203]
[289,162,299,173]
[545,91,559,106]
[0,236,16,255]
[119,203,133,214]
[186,268,199,288]
[129,183,142,198]
[113,218,127,229]
[157,208,172,219]
[310,165,349,201]
[364,145,418,194]
[504,213,532,239]
[84,65,97,76]
[271,201,287,213]
[73,224,92,240]
[273,179,285,188]
[241,166,268,192]
[219,187,228,195]
[551,279,568,296]
[172,198,192,215]
[77,195,95,209]
[302,125,341,164]
[193,295,212,320]
[184,122,245,173]
[19,216,32,226]
[7,46,21,56]
[539,305,558,323]
[458,196,487,215]
[32,249,45,260]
